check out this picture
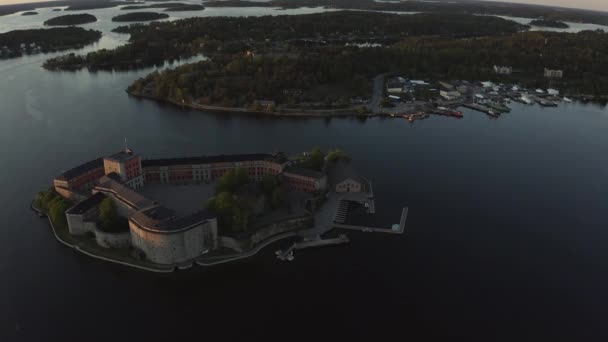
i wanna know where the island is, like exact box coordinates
[44,13,97,26]
[121,3,203,11]
[529,19,570,28]
[44,11,524,70]
[165,4,205,11]
[111,12,170,22]
[0,27,102,59]
[21,11,38,15]
[33,147,406,271]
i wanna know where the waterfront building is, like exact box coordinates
[282,167,327,193]
[440,90,461,101]
[493,65,513,75]
[53,157,105,199]
[57,150,327,265]
[103,149,144,189]
[544,68,563,78]
[336,177,366,193]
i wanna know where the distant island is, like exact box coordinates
[165,4,205,11]
[0,27,101,59]
[529,19,570,28]
[44,14,97,26]
[111,12,170,22]
[21,11,38,15]
[120,2,200,11]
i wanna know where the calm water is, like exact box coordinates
[2,5,608,342]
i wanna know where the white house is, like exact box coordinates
[336,177,366,193]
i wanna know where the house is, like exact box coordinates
[544,68,563,78]
[440,90,461,101]
[386,81,404,94]
[439,81,455,91]
[493,65,513,75]
[409,80,429,86]
[254,100,276,111]
[336,177,367,193]
[388,95,401,103]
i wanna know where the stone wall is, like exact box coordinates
[95,228,131,249]
[66,214,97,235]
[55,186,87,202]
[129,218,218,265]
[218,236,246,252]
[250,216,313,246]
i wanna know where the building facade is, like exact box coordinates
[544,68,563,78]
[494,65,513,75]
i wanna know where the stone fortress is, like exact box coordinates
[53,149,329,265]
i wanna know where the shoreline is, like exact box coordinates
[31,200,301,273]
[127,91,375,118]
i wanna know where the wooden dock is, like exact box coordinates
[276,234,350,261]
[461,103,499,117]
[295,234,350,249]
[334,207,409,234]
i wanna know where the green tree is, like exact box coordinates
[261,174,279,195]
[99,197,118,230]
[271,187,286,209]
[306,147,325,171]
[49,198,68,227]
[234,167,249,186]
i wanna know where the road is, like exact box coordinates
[367,74,385,114]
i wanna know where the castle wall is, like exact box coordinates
[95,228,131,249]
[129,218,218,265]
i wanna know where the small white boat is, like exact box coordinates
[563,97,573,103]
[520,95,534,105]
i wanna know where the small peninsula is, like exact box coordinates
[21,11,38,16]
[0,27,102,59]
[44,13,97,26]
[529,19,569,28]
[34,148,405,271]
[111,12,170,22]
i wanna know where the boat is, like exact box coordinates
[519,95,534,105]
[434,107,463,118]
[563,97,573,103]
[486,101,511,113]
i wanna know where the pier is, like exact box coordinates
[276,234,350,261]
[334,207,408,234]
[461,103,499,117]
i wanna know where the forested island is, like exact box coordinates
[44,14,97,26]
[530,19,570,28]
[111,12,170,22]
[44,11,525,70]
[0,27,101,59]
[21,11,38,15]
[39,10,608,104]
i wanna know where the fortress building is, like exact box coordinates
[54,149,327,265]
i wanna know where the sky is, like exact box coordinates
[0,0,606,12]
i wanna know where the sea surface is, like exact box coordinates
[1,4,608,341]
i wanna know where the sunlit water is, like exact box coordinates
[1,5,608,341]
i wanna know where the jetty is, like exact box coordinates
[462,103,499,117]
[276,234,350,261]
[334,207,408,234]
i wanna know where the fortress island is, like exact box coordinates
[34,148,407,272]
